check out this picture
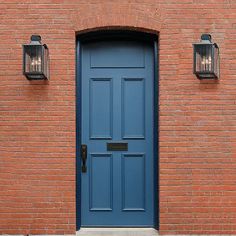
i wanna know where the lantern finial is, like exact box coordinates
[201,34,212,42]
[31,35,41,42]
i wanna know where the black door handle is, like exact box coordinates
[81,144,87,173]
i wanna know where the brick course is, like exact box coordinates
[0,0,236,234]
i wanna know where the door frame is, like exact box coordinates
[76,30,159,230]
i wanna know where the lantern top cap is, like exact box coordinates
[193,33,218,47]
[201,34,212,42]
[29,35,42,45]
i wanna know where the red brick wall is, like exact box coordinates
[0,0,236,234]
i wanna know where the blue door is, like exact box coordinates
[80,40,154,226]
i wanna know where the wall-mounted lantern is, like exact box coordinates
[23,35,49,80]
[193,34,219,79]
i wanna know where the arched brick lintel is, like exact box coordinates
[73,12,161,36]
[75,25,160,37]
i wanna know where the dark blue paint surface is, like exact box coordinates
[81,40,154,226]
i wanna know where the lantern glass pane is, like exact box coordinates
[43,47,49,79]
[24,45,43,73]
[195,44,213,73]
[214,46,220,78]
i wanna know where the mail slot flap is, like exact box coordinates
[107,142,128,151]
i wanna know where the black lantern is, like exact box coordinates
[23,35,49,80]
[193,34,219,79]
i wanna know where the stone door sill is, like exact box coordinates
[76,228,158,236]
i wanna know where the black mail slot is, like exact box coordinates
[107,142,128,151]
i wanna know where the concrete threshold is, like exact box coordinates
[76,228,158,236]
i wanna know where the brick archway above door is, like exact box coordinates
[71,2,162,35]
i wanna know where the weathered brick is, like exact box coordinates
[1,0,236,234]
